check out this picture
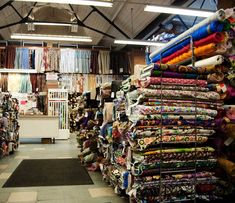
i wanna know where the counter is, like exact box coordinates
[19,115,59,140]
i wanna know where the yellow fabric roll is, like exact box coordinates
[168,43,217,65]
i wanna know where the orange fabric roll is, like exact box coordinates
[218,158,235,178]
[168,43,216,65]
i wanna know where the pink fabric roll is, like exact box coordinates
[138,77,207,88]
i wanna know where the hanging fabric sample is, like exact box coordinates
[90,50,99,74]
[34,48,44,72]
[5,46,16,69]
[0,48,6,68]
[98,50,110,74]
[60,49,76,73]
[14,48,30,69]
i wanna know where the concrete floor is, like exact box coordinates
[0,135,129,203]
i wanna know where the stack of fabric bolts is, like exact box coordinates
[136,6,235,203]
[125,62,223,202]
[98,93,131,194]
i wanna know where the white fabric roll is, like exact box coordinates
[150,9,226,59]
[188,55,224,67]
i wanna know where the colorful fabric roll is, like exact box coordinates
[142,101,217,109]
[140,69,207,79]
[132,159,217,173]
[135,119,214,127]
[138,77,207,88]
[218,158,235,178]
[137,88,220,101]
[135,114,214,121]
[188,55,225,67]
[133,105,218,117]
[141,64,227,76]
[146,85,209,92]
[143,98,223,107]
[137,136,208,149]
[135,128,215,137]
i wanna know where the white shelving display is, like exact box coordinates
[48,89,69,139]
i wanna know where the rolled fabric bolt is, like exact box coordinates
[188,55,224,67]
[138,77,207,88]
[225,123,235,139]
[218,158,235,177]
[207,72,225,83]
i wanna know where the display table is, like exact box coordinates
[19,115,59,141]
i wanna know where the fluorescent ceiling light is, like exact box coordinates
[0,69,37,73]
[11,33,92,42]
[15,0,113,7]
[144,5,214,17]
[25,22,73,27]
[114,39,165,46]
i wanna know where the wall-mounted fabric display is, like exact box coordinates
[0,47,131,75]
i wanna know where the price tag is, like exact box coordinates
[111,92,115,98]
[36,88,39,92]
[120,68,123,73]
[110,69,113,74]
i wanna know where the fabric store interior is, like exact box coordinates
[0,0,235,202]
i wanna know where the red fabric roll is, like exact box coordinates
[158,32,225,64]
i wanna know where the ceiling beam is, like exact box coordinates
[82,9,95,23]
[10,4,24,20]
[0,0,13,12]
[0,2,37,30]
[69,4,115,39]
[91,6,130,39]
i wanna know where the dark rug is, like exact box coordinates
[3,159,93,187]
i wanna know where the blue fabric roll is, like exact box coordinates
[145,52,151,65]
[151,21,225,63]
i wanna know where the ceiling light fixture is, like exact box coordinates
[15,0,113,7]
[144,5,214,17]
[114,39,165,46]
[11,33,92,42]
[25,22,73,27]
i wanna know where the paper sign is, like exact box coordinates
[20,101,27,105]
[46,73,58,81]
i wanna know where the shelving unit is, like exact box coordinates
[48,89,69,139]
